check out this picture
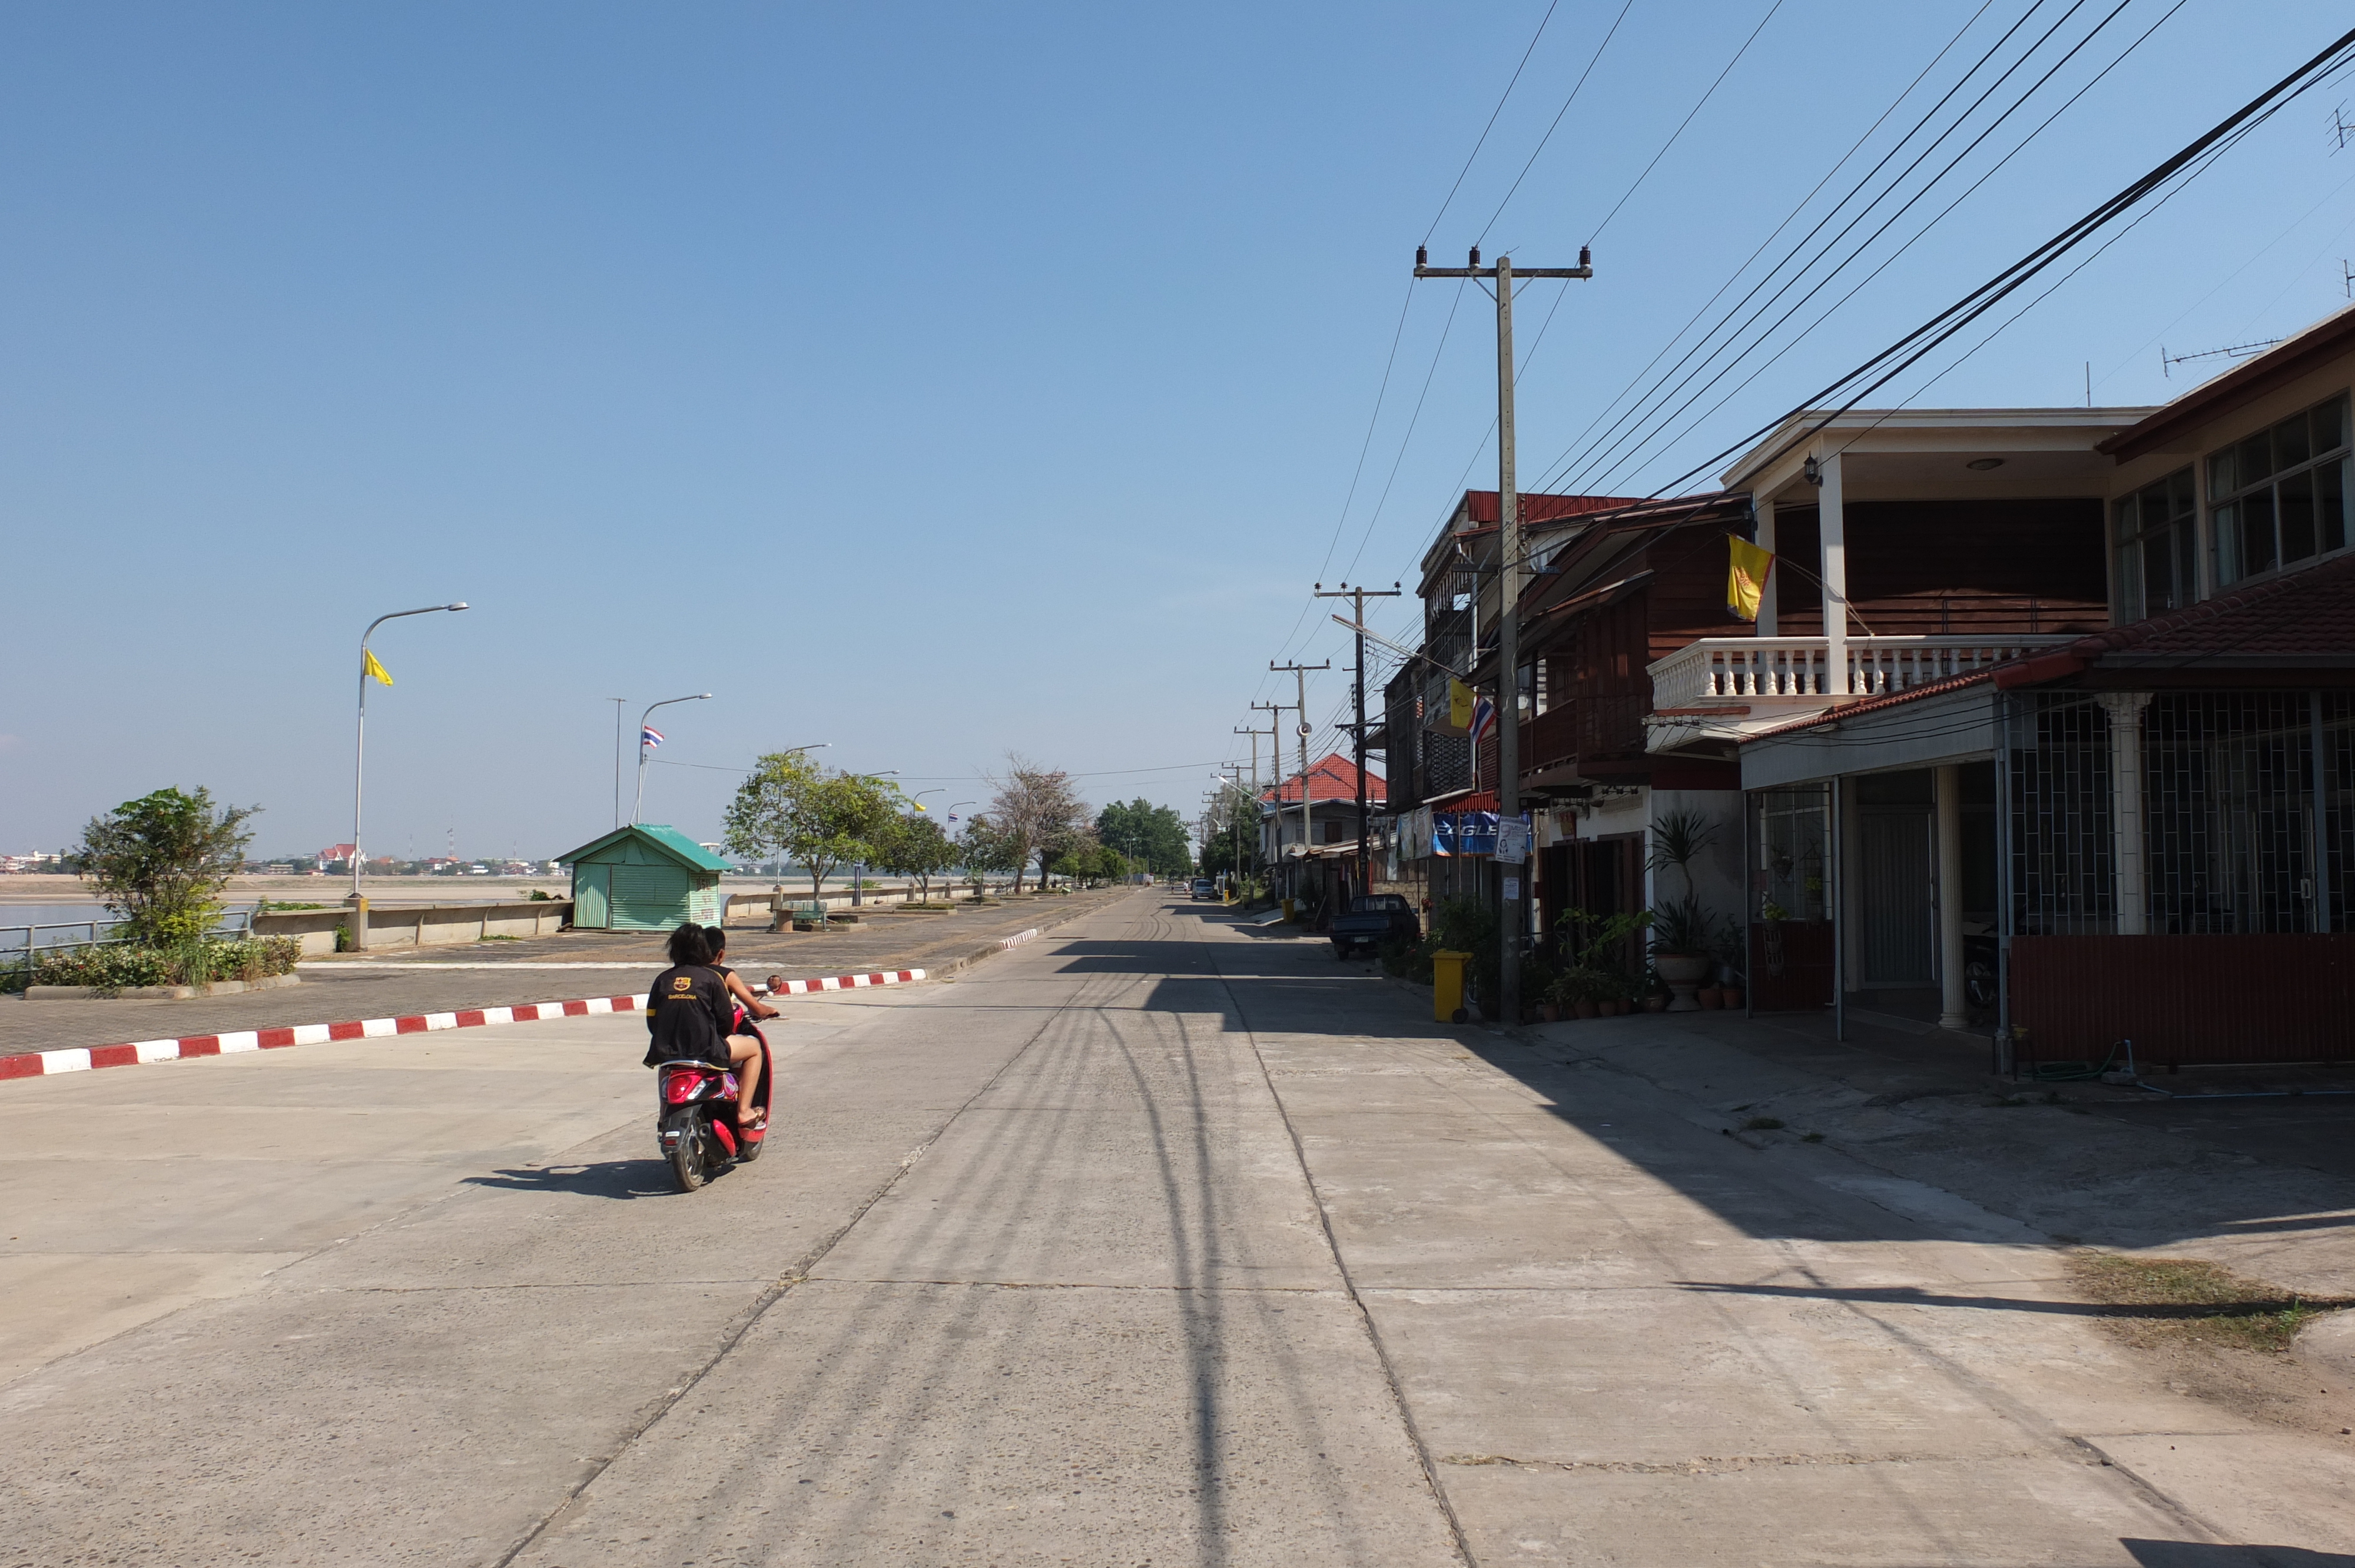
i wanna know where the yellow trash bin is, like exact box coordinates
[1431,949,1471,1023]
[1282,897,1296,923]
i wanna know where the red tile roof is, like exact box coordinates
[1742,670,1995,743]
[1262,753,1387,806]
[1999,549,2355,680]
[1456,490,1646,526]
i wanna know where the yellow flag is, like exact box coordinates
[1727,536,1774,622]
[363,648,393,686]
[1439,679,1475,736]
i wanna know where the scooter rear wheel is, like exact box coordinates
[665,1109,707,1192]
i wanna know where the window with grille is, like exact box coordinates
[2145,692,2354,934]
[2112,467,2195,622]
[2004,695,2114,935]
[2210,392,2350,586]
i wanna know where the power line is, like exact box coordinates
[1517,0,2001,500]
[1424,0,1563,245]
[1644,21,2355,502]
[1584,0,1787,246]
[1539,0,2122,496]
[1473,0,1637,246]
[1581,0,2184,494]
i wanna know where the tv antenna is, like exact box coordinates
[2160,338,2283,379]
[2336,101,2354,151]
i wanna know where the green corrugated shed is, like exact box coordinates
[556,825,732,931]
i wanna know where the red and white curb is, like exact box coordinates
[0,968,924,1084]
[761,968,923,995]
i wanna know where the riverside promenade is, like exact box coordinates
[0,888,1126,1061]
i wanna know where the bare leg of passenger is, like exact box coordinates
[728,1035,762,1128]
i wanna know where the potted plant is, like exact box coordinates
[1649,896,1723,1012]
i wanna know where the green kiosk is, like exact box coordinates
[558,825,731,931]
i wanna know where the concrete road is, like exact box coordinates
[1,893,2348,1566]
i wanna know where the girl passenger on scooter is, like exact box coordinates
[700,925,779,1031]
[644,923,764,1130]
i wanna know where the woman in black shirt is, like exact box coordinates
[644,923,764,1127]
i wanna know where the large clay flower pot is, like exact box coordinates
[1654,952,1712,1012]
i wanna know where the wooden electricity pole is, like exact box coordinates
[1412,244,1593,1023]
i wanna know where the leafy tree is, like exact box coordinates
[984,755,1086,895]
[870,812,958,904]
[1094,798,1193,878]
[78,786,260,945]
[1197,789,1262,881]
[956,813,1023,895]
[723,753,901,899]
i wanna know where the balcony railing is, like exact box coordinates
[1648,634,2071,709]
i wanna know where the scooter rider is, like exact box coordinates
[644,922,764,1130]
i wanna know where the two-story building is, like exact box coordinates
[1737,307,2355,1067]
[1261,753,1386,919]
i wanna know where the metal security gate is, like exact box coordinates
[610,863,692,930]
[2001,689,2355,1062]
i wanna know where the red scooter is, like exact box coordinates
[655,1023,770,1192]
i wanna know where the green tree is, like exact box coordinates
[1196,789,1261,882]
[77,786,260,945]
[870,811,958,904]
[956,813,1023,894]
[723,753,902,899]
[1094,798,1193,878]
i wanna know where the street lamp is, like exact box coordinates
[849,770,899,902]
[632,693,712,824]
[910,789,944,812]
[351,602,468,916]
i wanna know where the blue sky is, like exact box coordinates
[5,2,2352,858]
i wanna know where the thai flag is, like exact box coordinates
[1468,696,1495,744]
[642,725,664,749]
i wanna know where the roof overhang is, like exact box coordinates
[1724,407,2158,506]
[1740,682,1998,790]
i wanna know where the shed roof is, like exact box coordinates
[555,823,733,872]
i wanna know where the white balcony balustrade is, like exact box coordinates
[1648,635,2071,710]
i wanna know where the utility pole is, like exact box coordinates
[1268,662,1328,910]
[1234,718,1275,896]
[1414,242,1593,1024]
[1250,698,1297,896]
[1316,582,1401,902]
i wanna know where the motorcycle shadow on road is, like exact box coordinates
[462,1159,688,1201]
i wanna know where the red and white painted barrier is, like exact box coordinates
[758,969,924,995]
[0,967,926,1084]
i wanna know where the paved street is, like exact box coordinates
[3,891,2350,1566]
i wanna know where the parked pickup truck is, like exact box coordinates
[1329,893,1419,959]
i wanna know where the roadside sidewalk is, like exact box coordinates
[1498,1003,2355,1297]
[0,888,1128,1062]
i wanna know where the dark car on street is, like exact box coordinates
[1329,893,1419,958]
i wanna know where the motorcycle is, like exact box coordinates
[655,1022,770,1192]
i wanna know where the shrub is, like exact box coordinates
[31,936,301,993]
[75,786,258,946]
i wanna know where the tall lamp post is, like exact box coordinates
[351,602,469,943]
[632,693,712,824]
[848,769,899,903]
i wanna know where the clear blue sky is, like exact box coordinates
[4,2,2350,858]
